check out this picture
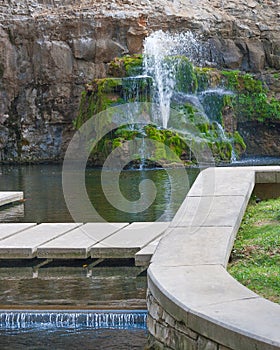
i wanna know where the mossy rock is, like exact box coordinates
[74,76,152,130]
[162,56,198,94]
[233,131,246,156]
[108,54,143,77]
[74,55,252,166]
[194,67,221,92]
[221,70,280,122]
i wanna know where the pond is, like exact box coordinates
[0,164,198,349]
[0,164,198,223]
[0,257,148,349]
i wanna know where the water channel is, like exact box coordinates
[0,159,279,348]
[0,164,198,349]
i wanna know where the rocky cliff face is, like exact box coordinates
[238,121,280,156]
[0,0,279,162]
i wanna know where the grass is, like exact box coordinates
[228,196,280,304]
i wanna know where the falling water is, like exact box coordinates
[0,310,147,330]
[143,27,238,161]
[198,88,237,161]
[143,30,210,128]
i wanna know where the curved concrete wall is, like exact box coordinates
[147,166,280,350]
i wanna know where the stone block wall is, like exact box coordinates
[146,292,231,350]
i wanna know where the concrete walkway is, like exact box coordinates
[147,166,280,350]
[0,222,169,261]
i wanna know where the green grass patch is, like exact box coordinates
[228,197,280,303]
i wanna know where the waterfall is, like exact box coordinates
[198,88,237,161]
[142,32,240,163]
[143,30,210,128]
[0,310,147,330]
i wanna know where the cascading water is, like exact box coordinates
[0,310,147,330]
[143,30,210,128]
[142,30,238,162]
[198,88,237,161]
[0,310,148,349]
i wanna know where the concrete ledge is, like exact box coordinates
[0,192,23,207]
[147,166,280,350]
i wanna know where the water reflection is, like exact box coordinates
[0,259,147,309]
[0,328,147,350]
[0,259,147,348]
[0,165,198,223]
[0,204,24,222]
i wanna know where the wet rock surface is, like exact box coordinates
[0,0,279,162]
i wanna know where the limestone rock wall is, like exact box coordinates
[238,121,280,157]
[0,0,279,162]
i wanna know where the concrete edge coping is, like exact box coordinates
[0,192,23,207]
[147,165,280,350]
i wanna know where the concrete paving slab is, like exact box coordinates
[187,167,255,197]
[0,192,23,207]
[91,222,169,258]
[0,223,81,258]
[151,226,236,267]
[190,298,280,350]
[243,166,280,172]
[135,236,162,266]
[37,222,128,259]
[0,223,37,240]
[170,195,248,229]
[148,265,258,312]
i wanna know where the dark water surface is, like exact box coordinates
[0,164,198,223]
[0,258,148,349]
[0,328,148,350]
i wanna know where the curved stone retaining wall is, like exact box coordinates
[147,166,280,350]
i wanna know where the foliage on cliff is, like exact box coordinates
[74,55,249,167]
[221,70,280,122]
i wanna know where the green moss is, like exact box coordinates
[74,79,122,130]
[174,56,198,93]
[194,67,221,92]
[209,140,232,162]
[121,76,152,102]
[195,67,210,92]
[169,102,208,131]
[108,55,143,77]
[202,93,234,124]
[233,131,246,155]
[74,74,152,131]
[221,70,280,122]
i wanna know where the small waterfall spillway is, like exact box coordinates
[0,310,147,330]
